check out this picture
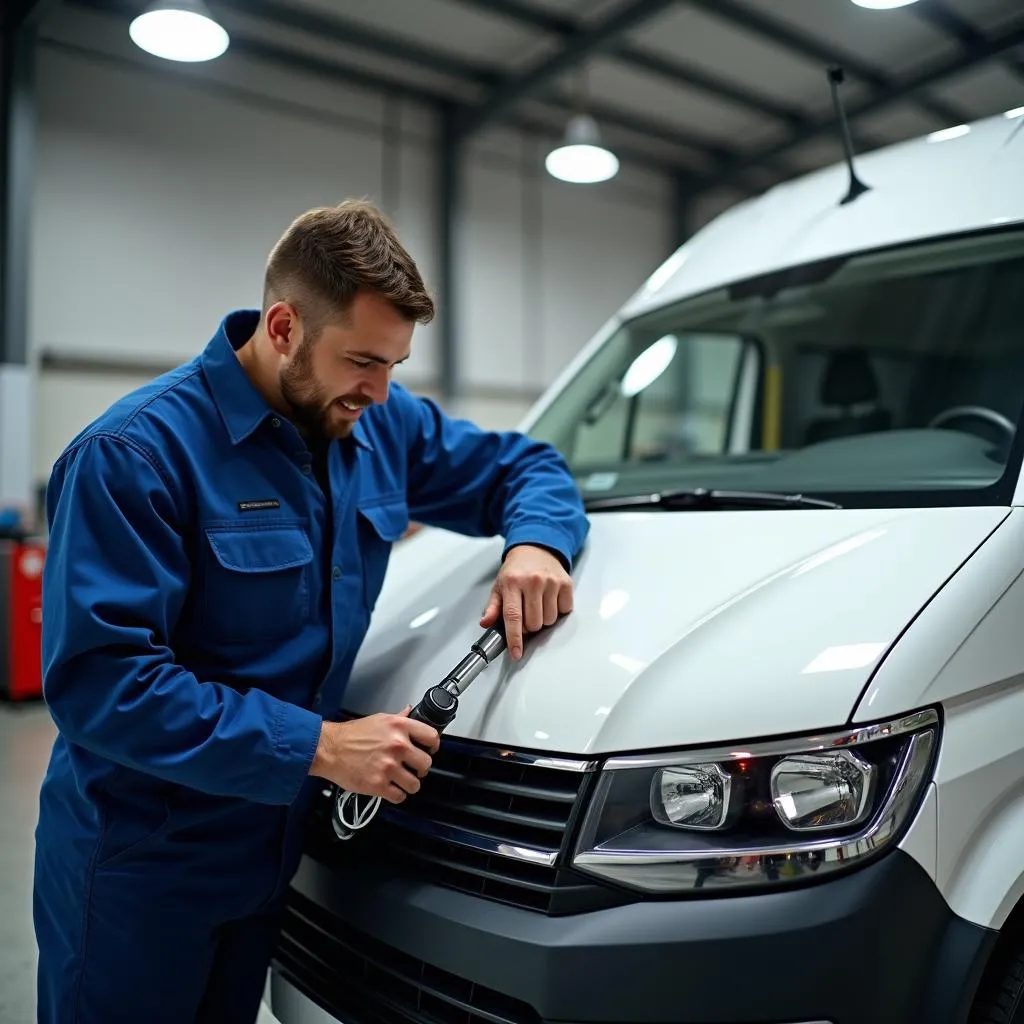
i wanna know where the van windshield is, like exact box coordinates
[528,227,1024,509]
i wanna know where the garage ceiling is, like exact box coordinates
[45,0,1024,196]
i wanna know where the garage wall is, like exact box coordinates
[29,6,673,481]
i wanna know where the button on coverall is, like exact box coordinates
[33,309,590,1023]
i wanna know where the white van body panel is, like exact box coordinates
[617,113,1024,327]
[900,782,939,881]
[856,509,1024,721]
[344,506,1006,754]
[933,689,1024,930]
[856,509,1024,929]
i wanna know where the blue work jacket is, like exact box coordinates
[36,308,589,912]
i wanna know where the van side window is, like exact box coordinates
[560,332,760,466]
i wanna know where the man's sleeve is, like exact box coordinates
[400,389,590,570]
[41,432,322,805]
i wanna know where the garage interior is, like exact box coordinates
[2,0,1024,1022]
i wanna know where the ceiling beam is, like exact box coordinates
[564,96,743,164]
[222,0,751,177]
[455,0,677,137]
[613,46,807,130]
[66,0,466,103]
[685,0,973,128]
[453,0,574,37]
[215,0,498,87]
[217,0,760,169]
[52,5,701,183]
[71,0,743,178]
[453,0,812,130]
[450,0,884,158]
[2,0,62,32]
[912,0,1024,85]
[714,15,1024,186]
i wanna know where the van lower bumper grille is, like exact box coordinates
[273,890,539,1024]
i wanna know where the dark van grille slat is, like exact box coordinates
[387,804,563,851]
[396,844,558,896]
[427,765,579,804]
[412,795,569,835]
[303,736,628,917]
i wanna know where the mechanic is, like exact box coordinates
[32,199,590,1024]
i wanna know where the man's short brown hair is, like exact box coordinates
[263,199,435,334]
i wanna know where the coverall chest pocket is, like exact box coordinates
[357,498,410,613]
[202,524,314,644]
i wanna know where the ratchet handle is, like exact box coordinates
[408,685,458,751]
[410,685,458,730]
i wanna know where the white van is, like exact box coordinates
[266,108,1024,1024]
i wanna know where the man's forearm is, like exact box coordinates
[46,652,323,806]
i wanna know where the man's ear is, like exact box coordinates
[265,301,299,356]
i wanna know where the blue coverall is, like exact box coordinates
[33,308,590,1023]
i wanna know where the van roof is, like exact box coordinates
[622,109,1024,321]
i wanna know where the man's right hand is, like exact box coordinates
[309,706,440,804]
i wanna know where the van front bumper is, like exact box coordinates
[269,848,995,1024]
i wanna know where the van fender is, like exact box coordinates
[938,767,1024,931]
[931,687,1024,931]
[853,510,1024,931]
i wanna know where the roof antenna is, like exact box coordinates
[827,66,870,205]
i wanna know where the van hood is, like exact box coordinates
[342,505,1007,756]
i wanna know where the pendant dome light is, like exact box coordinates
[129,0,230,63]
[545,67,619,185]
[850,0,920,9]
[546,113,620,184]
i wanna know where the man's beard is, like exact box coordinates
[279,342,364,441]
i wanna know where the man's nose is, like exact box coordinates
[363,368,390,405]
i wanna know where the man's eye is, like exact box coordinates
[350,359,372,369]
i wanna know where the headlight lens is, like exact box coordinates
[770,749,876,831]
[651,763,736,830]
[572,709,938,893]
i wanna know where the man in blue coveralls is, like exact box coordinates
[33,199,590,1023]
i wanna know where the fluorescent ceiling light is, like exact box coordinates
[1005,106,1024,120]
[927,124,970,143]
[130,0,229,63]
[621,335,678,398]
[850,0,920,8]
[545,114,619,184]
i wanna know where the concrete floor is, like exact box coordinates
[0,702,53,1024]
[0,702,278,1023]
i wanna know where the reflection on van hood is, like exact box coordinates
[342,505,1008,756]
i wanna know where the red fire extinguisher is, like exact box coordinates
[0,539,45,702]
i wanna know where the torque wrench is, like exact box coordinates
[331,625,507,840]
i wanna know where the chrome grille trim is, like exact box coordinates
[437,736,600,773]
[377,812,560,866]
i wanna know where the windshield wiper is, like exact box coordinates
[584,487,843,512]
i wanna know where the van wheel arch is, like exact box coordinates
[970,898,1024,1023]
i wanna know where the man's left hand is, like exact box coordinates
[480,545,574,660]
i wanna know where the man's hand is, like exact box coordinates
[481,544,574,660]
[309,707,440,804]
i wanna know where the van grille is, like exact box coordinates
[274,890,539,1024]
[305,737,624,915]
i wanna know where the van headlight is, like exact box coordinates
[572,709,938,893]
